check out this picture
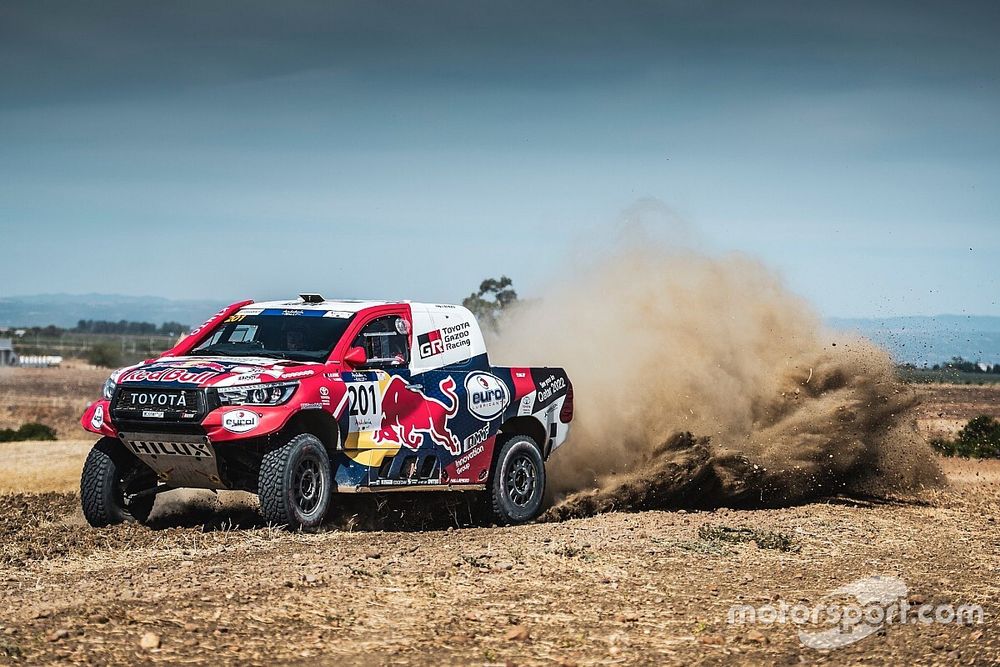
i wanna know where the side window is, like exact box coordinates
[351,316,410,370]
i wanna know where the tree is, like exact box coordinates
[462,276,518,333]
[86,341,122,368]
[931,415,1000,459]
[0,422,57,442]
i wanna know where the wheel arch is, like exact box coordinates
[281,409,340,456]
[496,415,548,457]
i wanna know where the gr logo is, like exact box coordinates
[418,330,444,358]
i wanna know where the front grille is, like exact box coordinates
[111,387,207,424]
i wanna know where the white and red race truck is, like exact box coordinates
[79,295,573,529]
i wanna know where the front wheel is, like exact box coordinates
[80,437,157,527]
[490,435,546,525]
[257,433,332,530]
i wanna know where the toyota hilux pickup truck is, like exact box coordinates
[79,295,573,529]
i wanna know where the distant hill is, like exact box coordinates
[827,315,1000,366]
[0,294,226,329]
[3,294,999,366]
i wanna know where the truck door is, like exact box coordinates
[340,313,441,487]
[410,305,496,484]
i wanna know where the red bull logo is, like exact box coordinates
[162,360,229,373]
[374,376,461,455]
[120,367,221,384]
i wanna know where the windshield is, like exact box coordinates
[187,310,356,362]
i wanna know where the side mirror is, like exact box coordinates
[343,346,368,368]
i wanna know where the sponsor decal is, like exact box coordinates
[519,394,535,416]
[418,329,444,358]
[237,308,263,316]
[454,442,486,475]
[280,369,314,380]
[373,376,462,455]
[300,402,323,410]
[142,410,165,418]
[127,440,212,458]
[162,360,228,372]
[120,368,219,384]
[535,374,567,404]
[127,391,188,408]
[225,314,248,323]
[282,309,304,316]
[319,386,330,396]
[462,423,490,453]
[323,310,353,318]
[465,372,510,421]
[222,410,259,433]
[319,385,331,406]
[90,405,104,429]
[418,322,472,359]
[442,322,472,351]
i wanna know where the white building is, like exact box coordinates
[0,339,17,366]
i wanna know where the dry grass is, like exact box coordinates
[0,366,106,438]
[0,439,91,493]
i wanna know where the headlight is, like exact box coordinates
[216,381,298,406]
[102,377,116,400]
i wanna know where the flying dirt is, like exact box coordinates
[490,237,944,519]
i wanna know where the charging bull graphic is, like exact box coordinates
[374,376,461,455]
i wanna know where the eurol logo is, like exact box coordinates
[465,372,509,421]
[90,405,105,430]
[221,410,259,434]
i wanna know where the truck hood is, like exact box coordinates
[112,355,320,389]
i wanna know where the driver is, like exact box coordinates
[283,322,309,352]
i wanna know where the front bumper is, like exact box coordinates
[82,388,295,443]
[81,389,299,490]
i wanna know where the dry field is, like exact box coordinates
[912,383,1000,440]
[0,367,998,665]
[0,364,107,438]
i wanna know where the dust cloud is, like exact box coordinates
[491,228,943,519]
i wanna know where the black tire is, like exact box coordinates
[490,435,546,525]
[257,433,332,530]
[80,437,157,527]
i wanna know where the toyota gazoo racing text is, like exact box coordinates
[80,295,574,529]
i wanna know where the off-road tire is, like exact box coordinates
[257,433,332,531]
[490,435,546,525]
[80,437,157,527]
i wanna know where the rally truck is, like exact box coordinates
[79,295,573,529]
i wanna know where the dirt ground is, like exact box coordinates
[1,369,998,665]
[0,460,996,666]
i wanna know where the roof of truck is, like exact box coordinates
[244,298,460,313]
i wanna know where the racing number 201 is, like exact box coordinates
[348,384,377,417]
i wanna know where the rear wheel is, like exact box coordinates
[490,435,545,524]
[257,433,332,530]
[80,437,157,527]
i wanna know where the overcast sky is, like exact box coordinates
[1,1,998,317]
